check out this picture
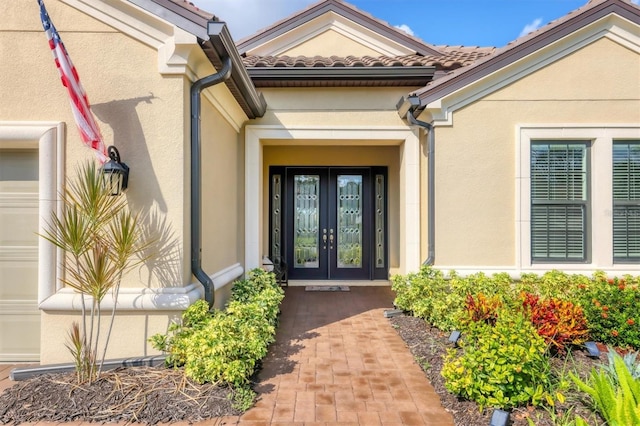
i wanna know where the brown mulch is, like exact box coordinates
[390,314,607,426]
[0,366,241,425]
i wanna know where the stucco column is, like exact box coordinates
[400,130,421,274]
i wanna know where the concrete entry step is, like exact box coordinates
[289,279,391,287]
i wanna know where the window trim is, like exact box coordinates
[517,125,640,273]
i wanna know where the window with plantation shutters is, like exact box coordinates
[613,141,640,262]
[531,142,588,262]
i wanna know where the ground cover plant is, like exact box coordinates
[391,266,640,425]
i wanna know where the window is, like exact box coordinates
[613,141,640,262]
[530,142,589,262]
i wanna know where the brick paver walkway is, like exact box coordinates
[1,286,453,425]
[218,286,454,425]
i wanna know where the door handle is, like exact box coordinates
[329,229,334,249]
[322,229,327,249]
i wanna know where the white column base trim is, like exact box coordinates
[39,263,244,311]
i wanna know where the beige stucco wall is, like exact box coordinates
[430,37,640,269]
[281,29,382,57]
[1,0,246,363]
[254,87,413,127]
[201,96,245,275]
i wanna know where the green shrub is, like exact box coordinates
[442,308,552,410]
[392,267,515,331]
[150,269,284,386]
[516,270,589,300]
[576,273,640,350]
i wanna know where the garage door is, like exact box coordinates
[0,149,40,361]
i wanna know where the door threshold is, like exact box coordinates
[288,280,390,287]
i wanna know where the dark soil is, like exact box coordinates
[0,366,241,425]
[0,314,607,425]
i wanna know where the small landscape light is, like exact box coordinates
[448,330,461,345]
[383,309,404,318]
[585,341,601,358]
[489,408,509,426]
[101,145,129,196]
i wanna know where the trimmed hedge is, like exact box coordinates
[150,268,284,386]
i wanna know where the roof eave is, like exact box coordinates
[247,66,435,87]
[416,0,640,107]
[237,0,441,56]
[129,0,266,118]
[203,22,267,118]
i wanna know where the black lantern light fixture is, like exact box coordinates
[101,145,129,196]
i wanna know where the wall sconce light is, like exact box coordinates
[101,146,129,196]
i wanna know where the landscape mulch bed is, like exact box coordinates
[0,367,240,425]
[1,314,607,425]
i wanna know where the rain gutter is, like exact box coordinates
[398,95,435,265]
[190,22,232,307]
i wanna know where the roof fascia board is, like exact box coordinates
[237,1,440,56]
[422,13,640,125]
[417,2,640,108]
[247,12,415,57]
[128,0,210,40]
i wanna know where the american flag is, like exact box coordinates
[37,0,108,163]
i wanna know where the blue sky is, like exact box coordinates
[189,0,636,47]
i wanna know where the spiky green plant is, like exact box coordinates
[571,351,640,425]
[41,161,151,383]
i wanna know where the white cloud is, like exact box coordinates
[519,17,543,37]
[394,24,414,36]
[190,0,317,40]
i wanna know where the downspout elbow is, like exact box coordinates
[191,55,232,307]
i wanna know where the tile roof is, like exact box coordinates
[242,47,495,72]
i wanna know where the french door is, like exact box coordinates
[270,167,388,280]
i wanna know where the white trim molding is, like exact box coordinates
[244,125,421,276]
[516,124,640,275]
[0,121,65,307]
[39,263,243,311]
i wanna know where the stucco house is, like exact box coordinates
[0,0,638,363]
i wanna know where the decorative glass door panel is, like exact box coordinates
[336,175,362,268]
[294,175,320,269]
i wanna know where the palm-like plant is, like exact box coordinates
[41,161,150,383]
